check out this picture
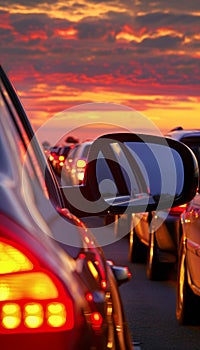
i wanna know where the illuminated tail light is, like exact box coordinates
[0,240,33,273]
[85,292,93,302]
[76,160,87,182]
[49,155,54,162]
[76,159,86,168]
[90,312,103,331]
[170,204,187,215]
[101,279,107,290]
[0,238,74,333]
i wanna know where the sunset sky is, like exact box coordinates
[0,0,199,142]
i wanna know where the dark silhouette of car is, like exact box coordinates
[129,127,200,280]
[176,164,200,325]
[53,145,72,175]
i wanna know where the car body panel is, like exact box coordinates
[182,193,200,291]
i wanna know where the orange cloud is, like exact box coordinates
[1,1,199,136]
[55,27,78,40]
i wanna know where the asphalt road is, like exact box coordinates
[102,236,200,350]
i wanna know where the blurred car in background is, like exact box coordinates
[0,65,134,350]
[53,145,72,175]
[48,145,62,168]
[129,127,200,280]
[63,141,92,185]
[176,186,200,325]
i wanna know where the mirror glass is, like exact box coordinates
[95,139,184,206]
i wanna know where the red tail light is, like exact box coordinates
[90,312,103,331]
[170,204,187,215]
[101,279,107,290]
[0,238,74,333]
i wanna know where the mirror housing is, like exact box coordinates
[107,260,131,286]
[61,133,198,218]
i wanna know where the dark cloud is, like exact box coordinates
[137,0,200,13]
[185,40,200,50]
[9,13,72,36]
[0,0,55,6]
[137,35,183,50]
[0,27,12,36]
[76,21,114,39]
[10,13,50,33]
[136,12,200,29]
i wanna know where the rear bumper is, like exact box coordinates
[0,328,88,350]
[0,323,113,350]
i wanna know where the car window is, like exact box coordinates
[81,144,91,158]
[95,139,184,200]
[66,144,79,160]
[96,151,119,198]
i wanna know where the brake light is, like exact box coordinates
[170,204,187,215]
[85,292,93,302]
[90,312,103,331]
[0,272,58,300]
[76,159,86,168]
[49,155,54,162]
[0,240,33,273]
[0,238,74,333]
[101,279,107,290]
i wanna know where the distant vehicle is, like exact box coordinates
[129,127,200,280]
[63,141,92,185]
[48,145,62,166]
[53,145,72,175]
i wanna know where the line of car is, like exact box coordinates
[48,121,200,327]
[48,141,92,185]
[0,64,199,350]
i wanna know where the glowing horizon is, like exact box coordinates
[0,0,199,138]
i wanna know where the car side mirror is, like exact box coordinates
[107,260,131,286]
[61,133,198,218]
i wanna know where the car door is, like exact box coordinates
[183,193,200,289]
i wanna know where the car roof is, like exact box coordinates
[79,141,93,146]
[165,127,200,141]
